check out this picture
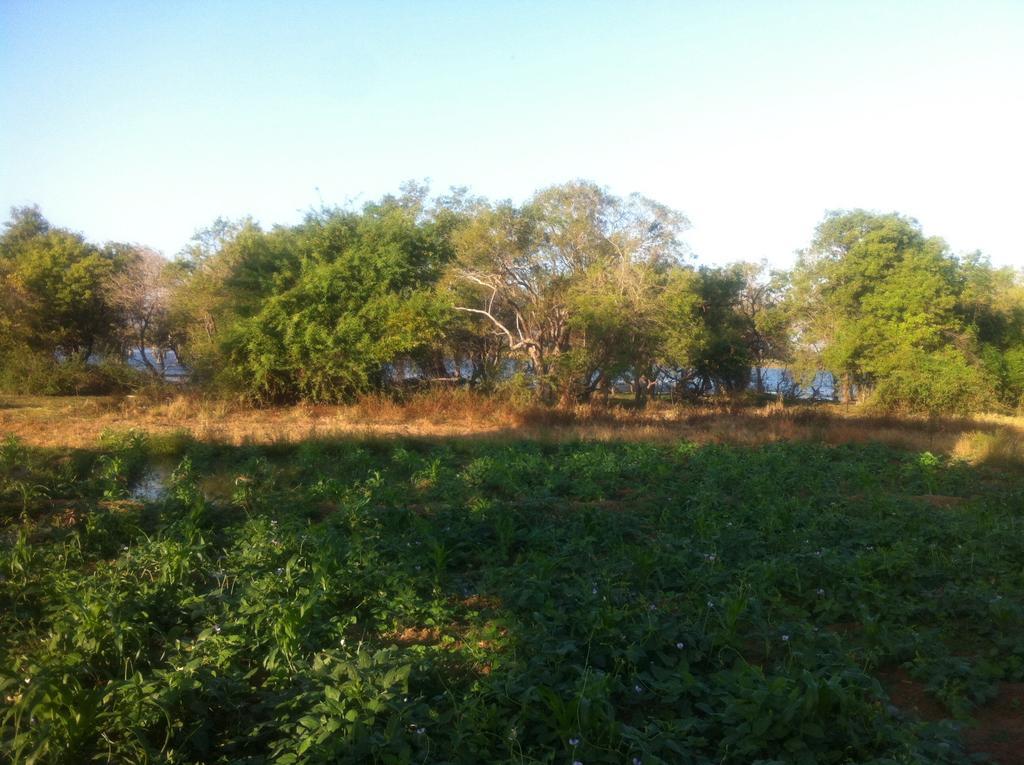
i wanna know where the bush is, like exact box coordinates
[1000,345,1024,409]
[0,348,146,395]
[867,347,995,415]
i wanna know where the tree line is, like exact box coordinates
[1,181,1022,413]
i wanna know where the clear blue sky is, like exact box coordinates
[2,0,1022,267]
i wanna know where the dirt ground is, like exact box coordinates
[881,668,1024,765]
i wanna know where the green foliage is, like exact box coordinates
[0,206,120,359]
[5,193,1024,413]
[177,197,454,402]
[869,346,994,415]
[660,266,752,393]
[789,210,1019,412]
[3,435,1021,762]
[562,262,666,400]
[0,346,145,395]
[449,181,690,403]
[0,206,155,393]
[957,253,1024,407]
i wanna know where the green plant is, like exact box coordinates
[3,436,1019,763]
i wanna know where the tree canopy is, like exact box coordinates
[2,191,1022,412]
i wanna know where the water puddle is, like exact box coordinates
[129,465,241,504]
[130,463,172,501]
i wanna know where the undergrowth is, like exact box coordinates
[1,431,1022,763]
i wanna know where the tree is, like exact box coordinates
[450,181,689,403]
[790,210,992,412]
[0,206,120,360]
[174,191,456,402]
[107,246,175,375]
[659,266,752,397]
[563,259,666,403]
[956,253,1024,407]
[170,217,307,379]
[735,262,791,394]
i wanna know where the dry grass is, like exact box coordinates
[952,427,1024,467]
[2,389,1023,465]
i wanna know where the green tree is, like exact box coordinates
[450,181,689,403]
[659,266,752,397]
[791,210,992,412]
[0,206,121,359]
[735,261,791,393]
[176,190,456,402]
[956,253,1024,407]
[171,217,308,381]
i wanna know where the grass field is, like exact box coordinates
[2,399,1024,763]
[2,391,1023,463]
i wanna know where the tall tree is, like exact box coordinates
[956,253,1024,406]
[735,261,791,393]
[174,192,456,402]
[659,266,752,397]
[107,245,176,375]
[450,181,689,403]
[791,210,990,411]
[0,206,121,359]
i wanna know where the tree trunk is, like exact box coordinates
[837,373,856,404]
[527,346,554,404]
[634,371,648,408]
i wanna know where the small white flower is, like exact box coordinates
[213,624,221,633]
[676,641,685,649]
[416,726,426,735]
[782,634,790,642]
[633,758,643,765]
[592,586,598,595]
[634,683,644,694]
[816,588,825,596]
[707,600,714,608]
[569,736,581,746]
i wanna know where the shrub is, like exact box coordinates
[867,347,995,415]
[0,348,145,395]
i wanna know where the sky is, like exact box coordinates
[1,0,1022,268]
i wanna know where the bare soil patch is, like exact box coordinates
[964,683,1024,765]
